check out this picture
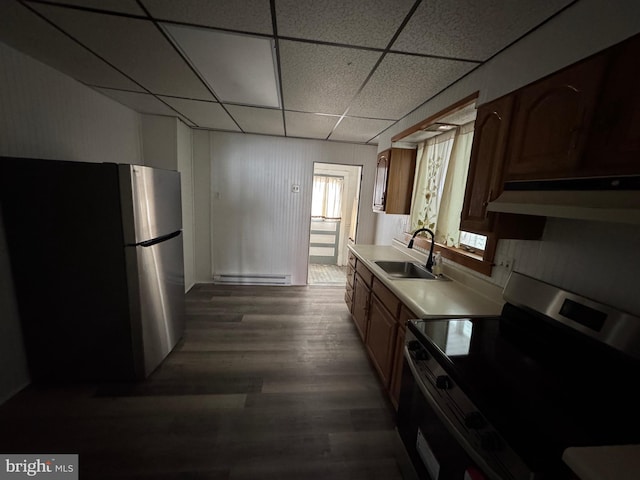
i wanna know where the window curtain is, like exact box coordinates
[409,129,456,232]
[312,175,343,220]
[435,121,475,246]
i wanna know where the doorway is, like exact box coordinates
[308,162,362,285]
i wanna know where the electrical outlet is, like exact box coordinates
[501,257,515,271]
[291,185,300,193]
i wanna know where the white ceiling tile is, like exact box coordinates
[95,88,176,115]
[31,3,214,100]
[141,0,273,34]
[329,117,395,143]
[226,106,284,136]
[348,53,476,120]
[159,97,240,131]
[280,40,381,115]
[0,2,143,92]
[392,0,573,60]
[32,0,145,15]
[284,112,339,139]
[276,0,415,48]
[163,25,279,107]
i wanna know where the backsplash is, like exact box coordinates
[469,218,640,316]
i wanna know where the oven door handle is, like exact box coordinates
[404,347,504,480]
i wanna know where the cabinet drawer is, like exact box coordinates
[346,264,355,288]
[372,277,400,317]
[348,250,357,268]
[355,262,373,287]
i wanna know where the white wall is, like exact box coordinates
[195,132,377,285]
[192,129,213,283]
[373,0,640,315]
[0,41,143,404]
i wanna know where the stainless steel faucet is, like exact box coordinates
[408,227,436,272]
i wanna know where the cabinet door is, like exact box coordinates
[366,295,398,389]
[352,273,370,342]
[385,149,417,214]
[582,34,640,176]
[460,95,514,233]
[505,54,607,180]
[373,150,389,211]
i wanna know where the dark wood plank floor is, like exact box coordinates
[0,285,407,479]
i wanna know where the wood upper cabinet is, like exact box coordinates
[505,53,608,181]
[460,95,515,233]
[372,148,416,214]
[582,34,640,176]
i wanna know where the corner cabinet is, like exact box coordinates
[373,148,416,214]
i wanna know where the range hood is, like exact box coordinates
[488,176,640,224]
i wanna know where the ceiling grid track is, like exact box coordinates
[325,0,423,141]
[15,0,200,127]
[270,0,287,137]
[134,0,245,133]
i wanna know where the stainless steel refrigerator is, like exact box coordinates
[0,157,185,382]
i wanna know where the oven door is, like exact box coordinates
[397,349,487,480]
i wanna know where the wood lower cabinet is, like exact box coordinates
[352,272,370,342]
[389,305,416,410]
[366,295,398,389]
[347,256,416,409]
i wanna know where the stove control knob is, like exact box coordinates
[464,412,486,429]
[407,341,429,360]
[479,431,502,452]
[435,375,452,390]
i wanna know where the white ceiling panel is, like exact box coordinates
[36,0,146,15]
[160,97,240,131]
[284,112,339,139]
[329,117,395,143]
[164,25,279,107]
[392,0,573,61]
[279,40,381,115]
[226,106,284,136]
[348,53,476,120]
[0,2,143,92]
[95,88,177,116]
[31,3,214,101]
[141,0,273,34]
[276,0,415,48]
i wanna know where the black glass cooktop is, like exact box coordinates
[409,312,640,467]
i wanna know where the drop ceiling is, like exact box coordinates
[0,0,574,144]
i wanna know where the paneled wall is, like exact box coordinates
[195,132,377,285]
[0,42,143,404]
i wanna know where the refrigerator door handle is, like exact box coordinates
[136,230,182,248]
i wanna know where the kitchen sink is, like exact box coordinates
[374,261,445,280]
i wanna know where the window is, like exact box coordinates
[409,121,485,250]
[311,175,343,220]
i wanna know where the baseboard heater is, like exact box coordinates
[213,274,292,285]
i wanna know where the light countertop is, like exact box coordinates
[563,445,640,480]
[348,243,504,318]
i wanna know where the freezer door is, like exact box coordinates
[126,232,185,378]
[119,164,182,243]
